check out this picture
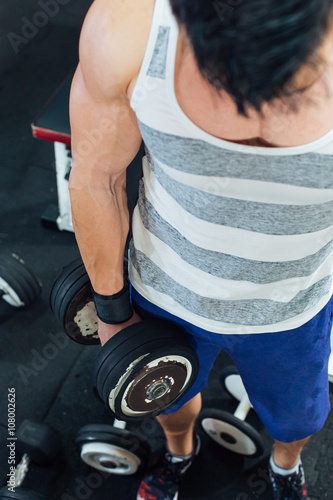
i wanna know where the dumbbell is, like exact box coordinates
[0,254,42,323]
[0,420,61,500]
[50,258,200,421]
[76,420,150,476]
[198,365,264,458]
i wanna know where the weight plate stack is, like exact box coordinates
[76,424,150,475]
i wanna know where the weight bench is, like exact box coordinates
[31,73,73,232]
[31,72,143,233]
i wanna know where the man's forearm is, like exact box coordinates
[69,168,129,296]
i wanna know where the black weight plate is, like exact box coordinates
[0,254,41,307]
[17,420,61,465]
[0,254,42,299]
[0,254,42,300]
[49,259,80,311]
[92,319,192,397]
[101,332,194,404]
[59,274,97,345]
[57,266,89,326]
[50,259,99,345]
[0,254,41,305]
[100,336,176,404]
[49,258,85,318]
[99,331,190,403]
[93,324,194,412]
[198,408,264,458]
[0,264,34,305]
[76,424,150,458]
[0,264,30,307]
[92,321,156,392]
[50,256,129,314]
[96,327,199,421]
[103,339,198,421]
[97,333,184,402]
[92,323,150,393]
[0,488,47,500]
[112,343,199,420]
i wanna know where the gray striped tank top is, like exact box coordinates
[129,0,333,334]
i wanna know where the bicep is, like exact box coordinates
[69,0,143,183]
[69,64,142,187]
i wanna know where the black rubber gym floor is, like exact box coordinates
[0,2,332,499]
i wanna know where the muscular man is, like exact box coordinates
[69,1,333,499]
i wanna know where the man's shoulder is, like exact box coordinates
[79,0,155,98]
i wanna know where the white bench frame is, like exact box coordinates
[53,141,73,232]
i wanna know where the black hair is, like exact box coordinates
[170,0,333,115]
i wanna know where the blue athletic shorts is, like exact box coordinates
[131,286,332,443]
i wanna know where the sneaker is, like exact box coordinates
[268,461,307,499]
[136,432,201,500]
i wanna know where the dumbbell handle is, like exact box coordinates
[11,453,31,487]
[233,395,252,421]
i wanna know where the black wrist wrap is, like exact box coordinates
[92,283,133,325]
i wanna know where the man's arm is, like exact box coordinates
[69,0,151,343]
